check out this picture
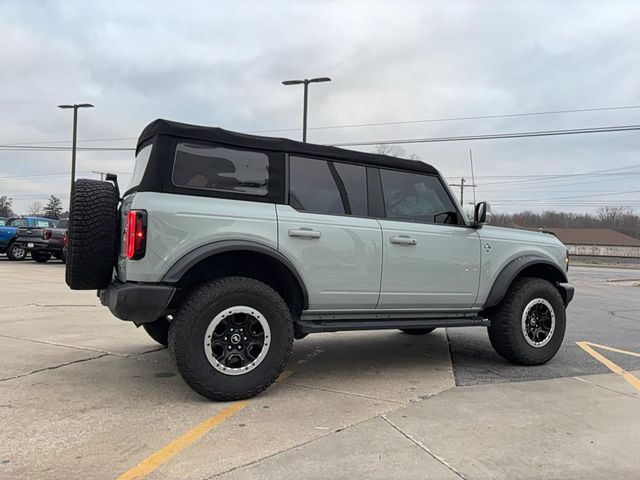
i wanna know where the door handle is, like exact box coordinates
[288,228,321,239]
[390,235,417,245]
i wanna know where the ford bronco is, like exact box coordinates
[65,119,574,401]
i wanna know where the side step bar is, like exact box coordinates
[296,316,490,334]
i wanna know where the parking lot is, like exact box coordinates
[1,259,639,479]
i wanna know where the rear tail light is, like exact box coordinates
[63,232,68,247]
[43,229,52,240]
[125,210,147,260]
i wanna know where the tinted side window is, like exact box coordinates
[289,156,344,215]
[333,162,367,216]
[7,218,27,227]
[172,143,268,196]
[380,170,458,224]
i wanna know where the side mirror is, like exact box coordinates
[473,201,492,226]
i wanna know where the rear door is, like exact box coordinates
[376,169,481,309]
[277,156,382,310]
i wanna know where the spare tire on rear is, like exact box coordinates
[66,179,119,290]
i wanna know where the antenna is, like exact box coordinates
[469,149,477,205]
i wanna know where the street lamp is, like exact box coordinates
[58,103,94,192]
[282,77,331,142]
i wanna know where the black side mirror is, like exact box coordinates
[473,201,491,226]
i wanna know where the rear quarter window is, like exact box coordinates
[172,143,269,196]
[127,144,153,191]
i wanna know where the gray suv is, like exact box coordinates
[65,119,574,401]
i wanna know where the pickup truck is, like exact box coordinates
[14,218,68,263]
[0,217,58,260]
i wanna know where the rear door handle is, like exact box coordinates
[288,228,321,239]
[390,235,417,245]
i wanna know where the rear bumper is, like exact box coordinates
[557,283,575,306]
[99,282,176,323]
[14,237,63,252]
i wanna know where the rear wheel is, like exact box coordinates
[169,277,293,401]
[142,317,170,347]
[487,277,566,365]
[65,179,118,290]
[400,328,435,335]
[32,251,51,263]
[6,242,26,261]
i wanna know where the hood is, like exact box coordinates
[479,225,565,248]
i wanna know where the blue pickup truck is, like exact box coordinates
[0,217,58,260]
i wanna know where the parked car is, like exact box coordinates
[65,119,574,401]
[0,216,58,260]
[14,218,68,263]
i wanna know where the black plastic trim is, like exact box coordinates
[296,316,489,333]
[484,256,569,308]
[100,282,175,323]
[557,282,575,306]
[162,240,309,309]
[366,167,385,218]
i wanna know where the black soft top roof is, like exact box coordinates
[138,119,438,175]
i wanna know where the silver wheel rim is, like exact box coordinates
[521,298,555,348]
[12,246,25,258]
[203,306,271,376]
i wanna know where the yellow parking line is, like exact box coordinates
[116,401,248,480]
[576,341,640,392]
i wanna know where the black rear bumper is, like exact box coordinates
[14,237,63,253]
[99,282,176,323]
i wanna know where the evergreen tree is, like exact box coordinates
[0,196,13,217]
[43,195,63,219]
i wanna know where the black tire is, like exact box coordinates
[65,179,118,290]
[143,317,170,347]
[169,277,294,401]
[32,251,51,263]
[400,328,436,335]
[6,242,26,261]
[487,277,566,365]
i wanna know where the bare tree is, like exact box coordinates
[28,201,43,216]
[491,207,640,239]
[374,144,420,160]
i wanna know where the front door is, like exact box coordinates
[376,169,481,309]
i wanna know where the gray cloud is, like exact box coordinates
[1,0,639,213]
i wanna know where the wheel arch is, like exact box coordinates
[162,240,309,314]
[484,256,568,309]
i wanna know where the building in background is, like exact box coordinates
[543,228,640,265]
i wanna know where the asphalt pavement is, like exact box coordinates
[448,265,640,386]
[1,258,639,479]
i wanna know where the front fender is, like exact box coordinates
[483,256,569,308]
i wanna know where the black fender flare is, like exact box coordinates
[483,256,568,308]
[162,240,309,309]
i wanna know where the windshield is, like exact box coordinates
[126,143,152,192]
[57,218,69,228]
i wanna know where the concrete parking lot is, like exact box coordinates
[1,259,639,479]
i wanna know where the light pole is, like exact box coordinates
[282,77,331,142]
[58,103,94,192]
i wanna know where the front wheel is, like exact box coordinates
[32,251,52,263]
[487,277,566,365]
[6,243,26,261]
[169,277,294,401]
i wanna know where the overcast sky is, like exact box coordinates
[1,0,639,214]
